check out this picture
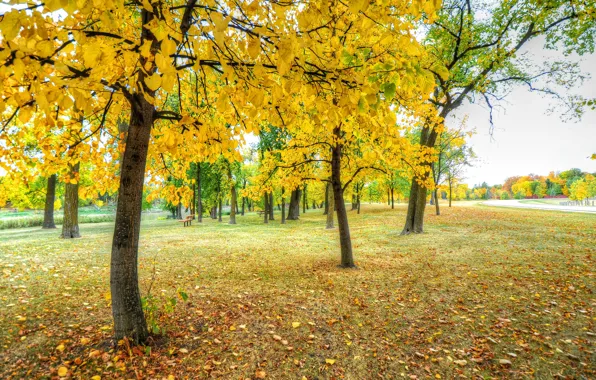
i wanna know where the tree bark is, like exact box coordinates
[196,163,202,222]
[391,187,394,209]
[401,123,440,235]
[42,174,57,229]
[263,193,269,224]
[110,97,152,344]
[218,198,222,222]
[387,187,391,206]
[281,187,286,224]
[302,185,307,214]
[448,177,453,208]
[61,163,80,239]
[332,129,355,268]
[241,179,246,216]
[323,183,329,215]
[229,185,237,224]
[287,189,301,220]
[326,179,335,229]
[268,192,274,220]
[434,188,440,215]
[192,182,196,219]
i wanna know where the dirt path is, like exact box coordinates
[483,199,596,214]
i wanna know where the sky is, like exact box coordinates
[451,43,596,187]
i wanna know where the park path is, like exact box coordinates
[483,199,596,214]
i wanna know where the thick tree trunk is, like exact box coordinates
[196,163,202,222]
[281,187,286,224]
[61,163,80,239]
[176,202,182,219]
[287,189,301,220]
[401,122,440,235]
[332,132,355,268]
[229,185,237,224]
[326,179,335,229]
[263,193,269,224]
[434,189,440,215]
[268,192,274,220]
[110,99,152,344]
[210,206,217,219]
[42,174,57,229]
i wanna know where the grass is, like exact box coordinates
[519,199,571,206]
[0,203,594,379]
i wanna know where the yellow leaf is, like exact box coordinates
[57,366,68,377]
[141,0,153,12]
[325,358,336,365]
[144,74,161,91]
[255,369,266,379]
[591,153,596,160]
[56,344,65,352]
[247,37,260,59]
[91,376,101,380]
[292,322,300,328]
[81,337,90,345]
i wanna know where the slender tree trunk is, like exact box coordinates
[196,163,202,222]
[281,187,286,224]
[42,174,57,229]
[229,185,237,224]
[302,185,307,214]
[61,163,80,239]
[326,179,335,229]
[387,187,391,206]
[434,189,440,215]
[192,182,196,219]
[218,198,222,222]
[332,130,355,268]
[241,179,246,216]
[263,193,269,224]
[110,97,153,344]
[268,192,274,220]
[287,189,301,220]
[391,188,394,209]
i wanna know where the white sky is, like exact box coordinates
[453,43,596,187]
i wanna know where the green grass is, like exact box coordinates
[0,204,594,379]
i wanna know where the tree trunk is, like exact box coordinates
[196,163,202,222]
[434,189,440,215]
[61,163,80,239]
[326,179,335,229]
[391,187,394,209]
[281,187,286,224]
[401,122,440,235]
[110,97,152,344]
[387,187,391,206]
[263,193,269,224]
[287,189,301,220]
[268,192,274,220]
[229,185,237,224]
[210,206,217,219]
[192,182,196,219]
[176,202,182,219]
[218,198,222,222]
[42,174,57,229]
[332,131,355,268]
[302,185,307,214]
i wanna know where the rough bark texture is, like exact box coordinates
[434,189,440,215]
[218,199,222,222]
[326,180,335,229]
[281,187,286,224]
[110,96,152,344]
[332,129,355,268]
[42,174,57,229]
[241,179,246,216]
[229,185,237,224]
[448,178,453,208]
[61,163,80,239]
[287,189,301,220]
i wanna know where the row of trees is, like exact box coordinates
[1,0,594,344]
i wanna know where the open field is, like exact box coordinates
[0,204,594,379]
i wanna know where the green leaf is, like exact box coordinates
[384,82,396,100]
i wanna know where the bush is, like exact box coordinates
[500,192,510,200]
[514,191,525,200]
[0,214,115,230]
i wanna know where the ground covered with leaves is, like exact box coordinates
[0,204,594,379]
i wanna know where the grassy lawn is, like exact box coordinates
[519,199,570,206]
[0,204,594,379]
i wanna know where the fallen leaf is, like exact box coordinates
[453,360,467,366]
[255,369,267,379]
[325,358,336,365]
[499,359,512,365]
[57,367,68,377]
[292,322,301,328]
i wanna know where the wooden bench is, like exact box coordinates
[178,214,194,227]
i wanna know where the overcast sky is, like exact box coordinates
[452,44,596,187]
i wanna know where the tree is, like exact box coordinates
[402,0,596,234]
